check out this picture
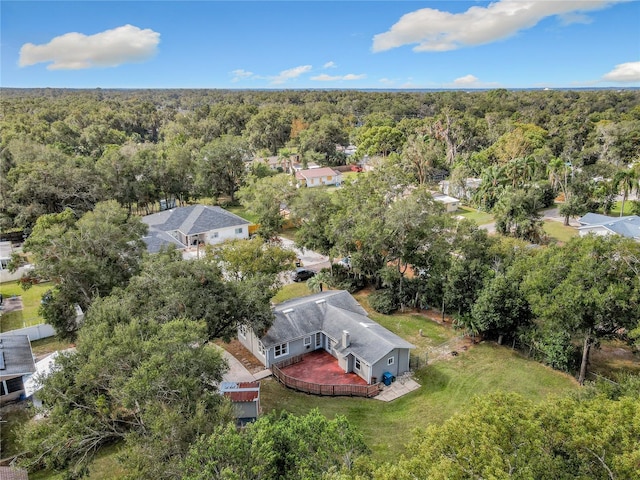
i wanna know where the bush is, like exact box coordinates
[368,289,398,315]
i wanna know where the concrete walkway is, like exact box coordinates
[375,376,421,402]
[218,346,271,382]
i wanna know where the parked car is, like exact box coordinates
[292,268,316,282]
[350,165,363,172]
[337,257,351,269]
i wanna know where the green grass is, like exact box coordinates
[260,342,577,462]
[542,220,578,243]
[610,201,635,217]
[457,206,494,225]
[0,281,50,332]
[225,205,260,224]
[272,282,312,304]
[30,443,127,480]
[30,336,74,358]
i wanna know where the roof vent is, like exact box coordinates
[315,299,326,305]
[282,308,294,314]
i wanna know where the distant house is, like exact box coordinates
[141,205,251,253]
[254,154,300,173]
[432,193,460,213]
[238,291,415,384]
[0,466,29,480]
[295,167,342,188]
[439,178,481,201]
[578,213,640,241]
[220,381,260,425]
[0,335,36,404]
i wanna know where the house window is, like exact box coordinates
[235,228,243,234]
[387,357,395,366]
[327,175,332,181]
[354,358,361,371]
[315,332,322,347]
[238,324,248,339]
[257,341,265,357]
[211,232,219,239]
[274,343,288,358]
[304,336,311,346]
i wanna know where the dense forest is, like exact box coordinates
[2,88,640,479]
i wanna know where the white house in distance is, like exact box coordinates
[578,213,640,241]
[141,204,250,253]
[432,193,460,213]
[238,290,414,385]
[295,167,342,188]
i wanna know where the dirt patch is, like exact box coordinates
[216,339,266,374]
[0,296,23,314]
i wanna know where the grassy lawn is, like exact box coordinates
[30,336,74,359]
[225,205,260,224]
[610,201,635,217]
[456,206,494,225]
[30,443,127,480]
[260,342,577,462]
[264,286,578,462]
[543,220,578,243]
[0,281,50,332]
[272,282,312,304]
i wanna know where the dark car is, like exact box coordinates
[292,268,315,282]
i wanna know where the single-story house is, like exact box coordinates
[141,205,251,253]
[432,193,460,213]
[220,381,260,425]
[578,213,640,241]
[0,335,36,404]
[238,290,415,385]
[295,167,342,188]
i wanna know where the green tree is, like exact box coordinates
[613,167,639,217]
[180,410,369,480]
[237,174,297,239]
[206,236,296,284]
[22,201,147,337]
[196,135,251,202]
[521,235,640,383]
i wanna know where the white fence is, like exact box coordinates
[0,323,56,341]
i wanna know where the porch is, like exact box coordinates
[272,350,380,398]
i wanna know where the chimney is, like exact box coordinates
[342,330,350,348]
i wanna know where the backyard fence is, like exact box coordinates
[271,356,381,398]
[0,323,55,341]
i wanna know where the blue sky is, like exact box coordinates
[2,1,639,89]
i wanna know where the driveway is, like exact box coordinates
[278,237,331,272]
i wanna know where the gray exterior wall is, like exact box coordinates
[370,348,411,383]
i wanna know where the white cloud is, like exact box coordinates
[270,65,312,84]
[602,61,640,82]
[448,74,499,88]
[230,69,254,82]
[323,61,337,69]
[379,78,395,85]
[19,24,160,70]
[372,0,620,52]
[311,73,366,82]
[453,74,479,86]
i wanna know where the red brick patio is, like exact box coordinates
[279,350,368,386]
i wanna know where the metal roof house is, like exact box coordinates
[0,335,36,404]
[578,213,640,241]
[238,291,414,385]
[220,381,260,425]
[141,205,251,253]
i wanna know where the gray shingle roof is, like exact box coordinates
[0,334,36,377]
[578,214,640,240]
[141,205,250,252]
[264,291,414,365]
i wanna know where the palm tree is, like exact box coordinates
[613,168,638,217]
